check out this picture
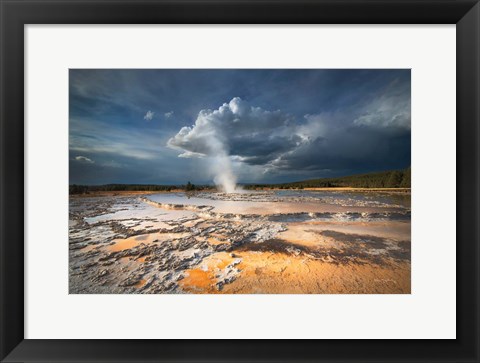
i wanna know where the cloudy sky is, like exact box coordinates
[69,69,411,185]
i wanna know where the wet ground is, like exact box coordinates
[69,190,411,294]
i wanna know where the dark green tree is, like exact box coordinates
[185,181,195,191]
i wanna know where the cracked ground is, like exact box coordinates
[69,191,411,294]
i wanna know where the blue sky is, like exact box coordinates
[69,69,411,185]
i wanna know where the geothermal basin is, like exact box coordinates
[69,190,411,294]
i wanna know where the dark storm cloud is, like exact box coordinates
[267,125,411,175]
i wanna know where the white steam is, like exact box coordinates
[190,129,237,193]
[211,154,237,193]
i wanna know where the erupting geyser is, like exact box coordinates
[211,154,237,193]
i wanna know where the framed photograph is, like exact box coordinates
[1,0,478,362]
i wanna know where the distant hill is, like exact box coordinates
[244,168,411,189]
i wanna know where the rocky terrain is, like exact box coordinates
[69,191,411,294]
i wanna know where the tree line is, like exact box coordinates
[69,182,215,195]
[243,168,411,190]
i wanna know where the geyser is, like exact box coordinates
[211,154,237,193]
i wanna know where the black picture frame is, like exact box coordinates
[1,0,479,362]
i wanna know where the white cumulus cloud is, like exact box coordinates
[353,79,411,130]
[167,97,298,159]
[75,155,94,164]
[143,110,155,121]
